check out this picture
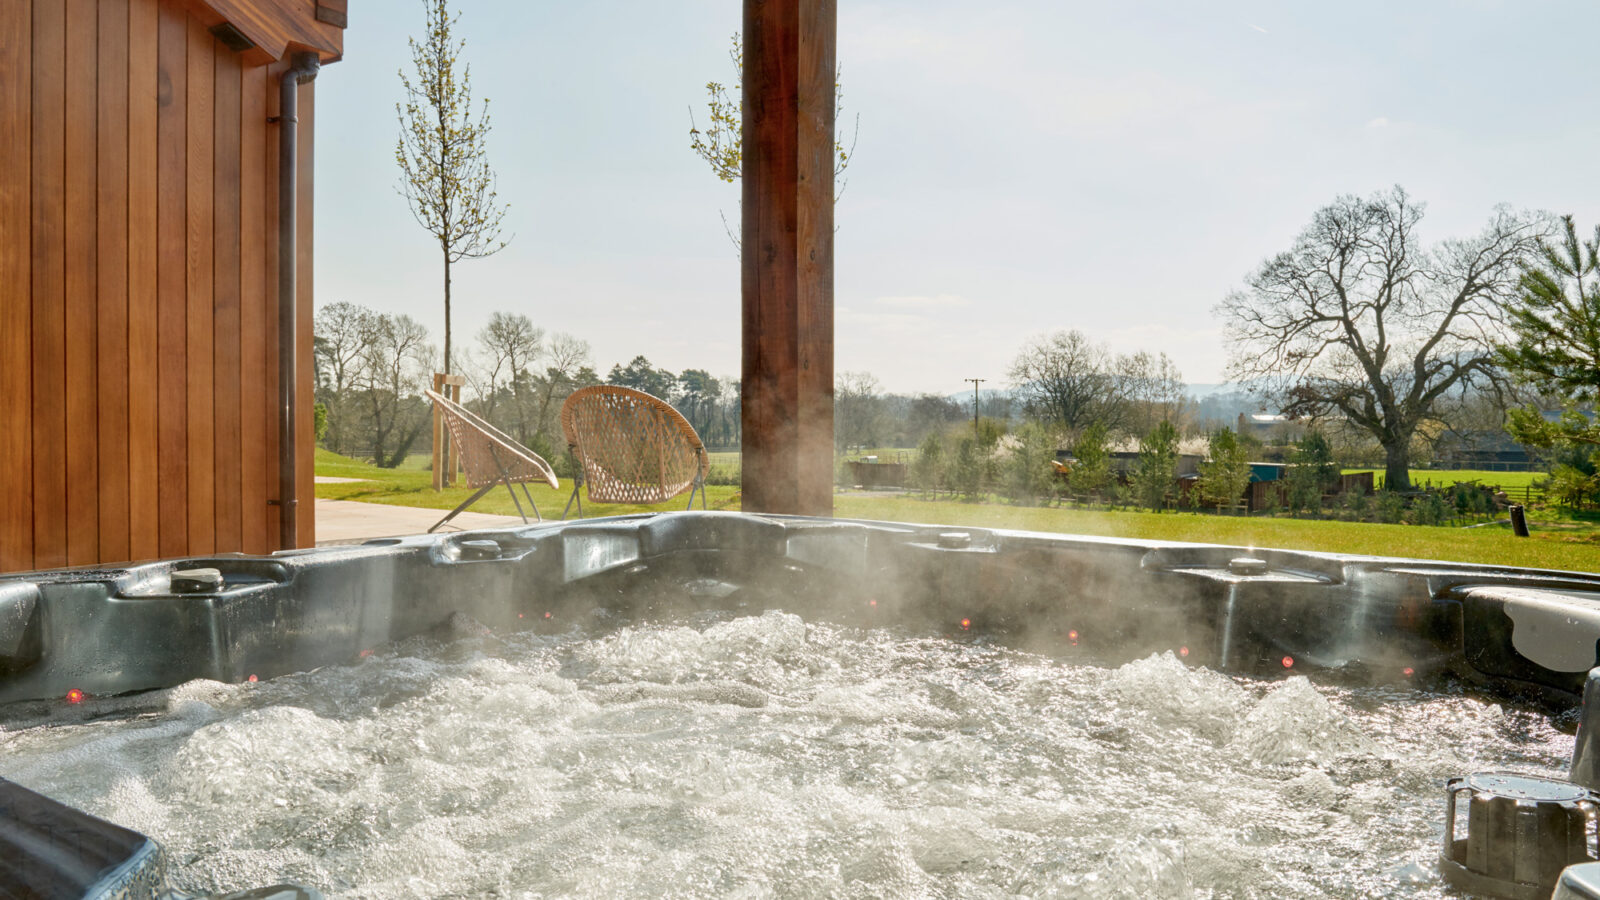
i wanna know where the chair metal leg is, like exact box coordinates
[429,484,496,533]
[520,482,542,522]
[486,447,530,524]
[503,481,529,523]
[561,472,584,520]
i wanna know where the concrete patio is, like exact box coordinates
[314,498,530,546]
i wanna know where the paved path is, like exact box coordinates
[315,498,530,546]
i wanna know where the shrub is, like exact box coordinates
[912,433,944,496]
[1374,491,1406,524]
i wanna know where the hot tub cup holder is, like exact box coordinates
[1441,771,1600,899]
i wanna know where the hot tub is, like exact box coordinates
[3,512,1600,898]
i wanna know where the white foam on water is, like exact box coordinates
[0,609,1575,899]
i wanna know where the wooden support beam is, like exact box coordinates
[740,0,835,516]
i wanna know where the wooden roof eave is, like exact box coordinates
[183,0,346,67]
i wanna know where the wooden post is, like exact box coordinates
[431,371,464,490]
[740,0,835,516]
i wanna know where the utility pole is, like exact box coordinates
[965,378,985,438]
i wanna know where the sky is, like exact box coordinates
[315,0,1600,397]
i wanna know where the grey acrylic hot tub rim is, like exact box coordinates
[2,510,1599,715]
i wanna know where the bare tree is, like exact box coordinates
[530,333,594,448]
[1119,351,1187,437]
[1009,330,1130,433]
[313,302,378,455]
[835,371,883,452]
[1217,187,1545,491]
[357,314,436,468]
[472,311,543,440]
[396,0,510,375]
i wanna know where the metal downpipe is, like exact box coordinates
[277,52,321,550]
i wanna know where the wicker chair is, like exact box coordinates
[560,385,709,519]
[424,389,559,532]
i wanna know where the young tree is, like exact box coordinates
[1290,431,1340,501]
[1068,423,1112,501]
[1498,216,1600,449]
[1003,422,1058,506]
[1197,426,1252,513]
[688,32,858,247]
[1217,187,1545,491]
[396,0,510,375]
[949,436,986,501]
[1131,421,1180,512]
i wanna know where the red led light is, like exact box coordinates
[359,649,374,658]
[869,599,877,607]
[1402,667,1414,677]
[543,611,552,619]
[518,613,524,619]
[65,689,84,704]
[1067,630,1079,642]
[960,618,971,630]
[1281,656,1294,668]
[1179,646,1189,658]
[247,674,258,683]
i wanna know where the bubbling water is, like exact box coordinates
[0,610,1574,899]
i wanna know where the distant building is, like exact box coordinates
[1433,431,1539,472]
[1236,412,1309,443]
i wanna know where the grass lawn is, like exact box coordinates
[315,449,741,517]
[316,450,1597,572]
[1342,468,1546,491]
[832,495,1600,572]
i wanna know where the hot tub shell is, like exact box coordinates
[2,512,1598,710]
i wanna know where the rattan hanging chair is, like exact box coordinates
[424,389,559,532]
[559,385,709,519]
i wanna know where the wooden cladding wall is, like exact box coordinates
[0,0,316,573]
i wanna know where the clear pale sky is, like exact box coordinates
[315,1,1600,396]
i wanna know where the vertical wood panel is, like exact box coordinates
[2,0,328,571]
[185,17,214,553]
[96,0,130,563]
[31,1,67,568]
[0,2,32,571]
[126,0,160,562]
[296,79,314,545]
[212,50,242,551]
[64,0,99,566]
[239,62,267,553]
[155,1,186,559]
[263,59,281,549]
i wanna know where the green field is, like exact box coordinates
[832,495,1598,572]
[1342,468,1547,491]
[315,449,742,517]
[317,450,1598,572]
